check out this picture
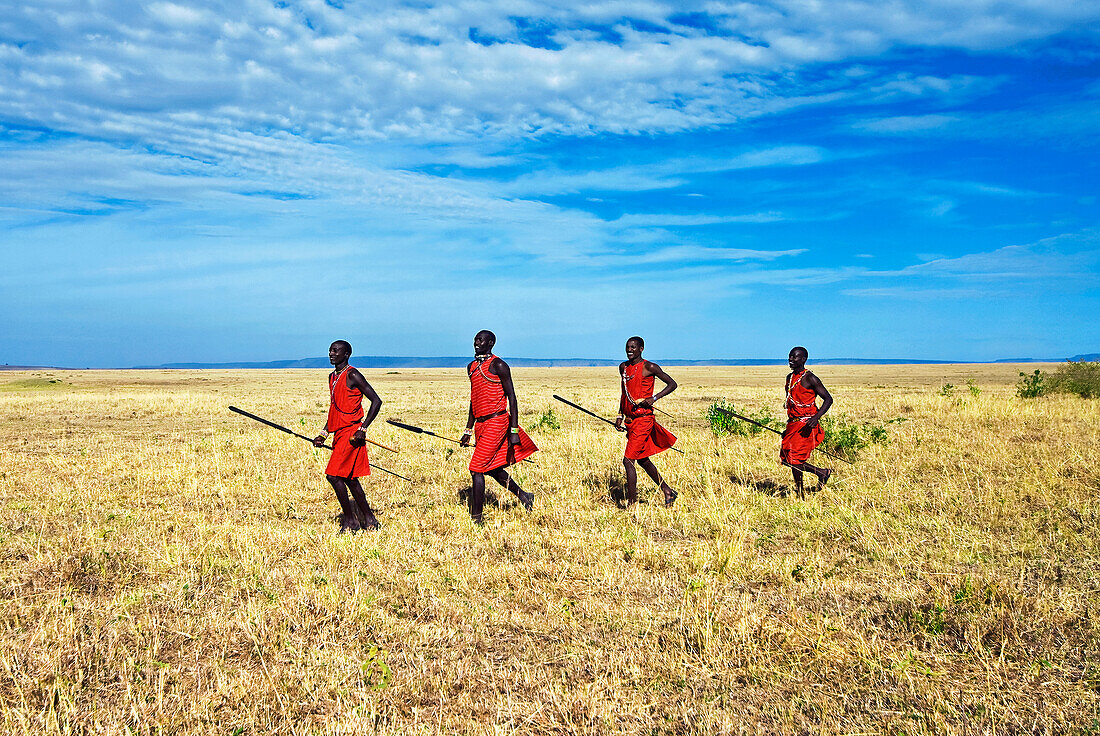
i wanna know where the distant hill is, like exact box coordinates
[130,355,1079,370]
[1070,354,1100,362]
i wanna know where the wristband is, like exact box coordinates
[462,428,473,436]
[319,428,330,437]
[510,427,519,434]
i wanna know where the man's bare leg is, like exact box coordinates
[637,457,676,506]
[346,478,380,530]
[326,475,360,532]
[469,472,486,524]
[785,462,831,498]
[790,467,804,499]
[622,458,639,505]
[487,467,533,512]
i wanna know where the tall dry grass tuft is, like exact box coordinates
[0,365,1097,734]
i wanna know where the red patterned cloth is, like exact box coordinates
[325,366,370,478]
[467,356,537,473]
[620,361,676,460]
[780,369,823,465]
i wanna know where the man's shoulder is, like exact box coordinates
[347,365,371,384]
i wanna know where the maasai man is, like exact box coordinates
[614,336,678,507]
[458,330,538,524]
[312,340,383,531]
[781,346,833,498]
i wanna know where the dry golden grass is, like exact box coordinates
[0,364,1098,734]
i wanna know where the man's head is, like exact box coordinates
[788,346,808,371]
[473,330,496,355]
[625,336,644,361]
[329,340,352,366]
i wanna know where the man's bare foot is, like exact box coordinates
[518,491,534,512]
[794,485,805,500]
[816,468,832,492]
[339,514,360,533]
[662,485,677,507]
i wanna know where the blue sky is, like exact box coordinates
[1,1,1098,367]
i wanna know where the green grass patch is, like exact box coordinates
[0,377,70,391]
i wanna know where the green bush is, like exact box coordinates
[938,383,955,397]
[1048,360,1100,399]
[820,414,904,458]
[966,379,981,398]
[705,400,782,437]
[529,408,561,431]
[1016,369,1046,398]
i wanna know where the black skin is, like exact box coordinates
[459,331,533,524]
[615,338,678,507]
[783,347,833,499]
[313,341,383,531]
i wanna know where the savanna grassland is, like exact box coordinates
[0,364,1098,735]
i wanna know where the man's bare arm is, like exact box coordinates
[348,370,382,446]
[640,361,677,407]
[495,359,522,445]
[802,373,833,430]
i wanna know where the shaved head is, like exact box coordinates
[331,339,352,355]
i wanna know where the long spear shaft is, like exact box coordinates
[386,419,462,445]
[229,405,397,453]
[386,419,535,464]
[552,395,685,455]
[228,406,411,480]
[714,407,853,465]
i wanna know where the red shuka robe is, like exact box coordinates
[780,369,824,465]
[325,365,371,478]
[467,356,537,473]
[620,361,677,460]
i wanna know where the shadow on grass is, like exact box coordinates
[456,485,508,508]
[584,470,639,508]
[731,474,792,498]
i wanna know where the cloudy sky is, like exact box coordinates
[2,0,1098,366]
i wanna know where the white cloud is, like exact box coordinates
[497,145,826,196]
[853,114,961,133]
[2,0,1094,151]
[611,212,785,227]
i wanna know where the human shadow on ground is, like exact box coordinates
[583,469,661,509]
[456,485,511,509]
[730,475,792,498]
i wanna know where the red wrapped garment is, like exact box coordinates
[620,362,677,460]
[780,369,823,465]
[467,356,537,473]
[325,366,371,478]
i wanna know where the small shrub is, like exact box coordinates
[966,379,981,398]
[820,414,904,458]
[363,645,392,690]
[1016,369,1046,398]
[706,400,781,437]
[938,383,955,397]
[529,408,561,431]
[1048,360,1100,399]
